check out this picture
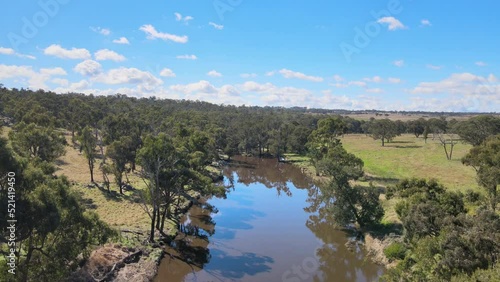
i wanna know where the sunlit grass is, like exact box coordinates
[341,134,479,193]
[286,134,481,225]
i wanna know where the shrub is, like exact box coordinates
[384,242,407,261]
[465,189,481,203]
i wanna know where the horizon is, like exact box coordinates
[1,0,499,112]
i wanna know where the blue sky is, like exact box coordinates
[0,0,499,112]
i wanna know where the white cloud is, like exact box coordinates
[377,17,407,31]
[241,81,275,92]
[96,67,163,89]
[160,68,176,77]
[0,47,36,59]
[388,77,402,84]
[113,37,130,45]
[427,64,443,70]
[70,80,90,90]
[366,88,384,93]
[167,81,245,106]
[240,73,257,78]
[44,44,91,59]
[40,67,67,76]
[209,22,224,30]
[265,71,276,76]
[393,60,405,67]
[420,19,431,27]
[363,76,383,83]
[91,27,111,35]
[348,81,367,87]
[411,73,499,97]
[0,64,67,89]
[475,61,487,67]
[171,80,217,94]
[279,69,323,82]
[174,12,194,23]
[74,60,102,76]
[0,47,15,55]
[94,49,126,62]
[176,54,197,60]
[333,75,344,82]
[207,70,223,77]
[51,78,69,86]
[331,83,348,88]
[139,24,188,43]
[220,85,240,96]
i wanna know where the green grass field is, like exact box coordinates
[341,134,479,193]
[286,134,481,224]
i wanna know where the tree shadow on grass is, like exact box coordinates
[91,182,143,203]
[389,141,415,144]
[74,190,98,209]
[366,222,404,239]
[386,145,423,149]
[363,175,400,186]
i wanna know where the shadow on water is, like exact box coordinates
[203,249,274,280]
[156,199,273,282]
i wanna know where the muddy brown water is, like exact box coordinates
[155,156,384,282]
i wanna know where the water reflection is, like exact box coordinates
[228,157,315,197]
[156,156,384,282]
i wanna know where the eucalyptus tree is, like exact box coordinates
[9,122,66,163]
[0,133,115,282]
[78,126,97,183]
[462,135,500,211]
[368,119,399,146]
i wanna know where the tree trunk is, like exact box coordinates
[449,143,455,160]
[155,208,161,230]
[443,144,450,160]
[89,160,94,182]
[118,175,123,194]
[160,207,168,233]
[491,185,497,212]
[21,236,36,282]
[381,138,385,147]
[149,206,157,242]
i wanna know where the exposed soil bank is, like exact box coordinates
[67,192,201,281]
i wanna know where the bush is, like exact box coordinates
[384,242,407,261]
[465,189,481,203]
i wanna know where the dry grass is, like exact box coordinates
[53,133,151,230]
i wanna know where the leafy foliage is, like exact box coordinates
[462,135,500,211]
[0,135,115,281]
[9,122,66,162]
[367,119,400,146]
[384,242,407,261]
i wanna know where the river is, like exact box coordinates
[155,156,384,282]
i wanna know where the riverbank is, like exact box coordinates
[284,152,403,269]
[53,132,222,281]
[66,188,200,281]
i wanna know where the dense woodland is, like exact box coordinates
[0,86,499,281]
